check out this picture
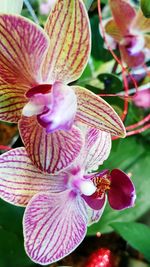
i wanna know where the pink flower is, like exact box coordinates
[0,126,135,265]
[133,88,150,108]
[39,0,56,15]
[105,0,150,67]
[0,0,125,174]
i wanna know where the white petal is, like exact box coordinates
[22,101,44,117]
[23,191,88,265]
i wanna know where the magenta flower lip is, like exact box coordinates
[83,169,136,211]
[25,84,52,98]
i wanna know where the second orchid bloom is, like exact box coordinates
[105,0,150,68]
[0,126,135,265]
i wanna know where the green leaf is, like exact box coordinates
[88,137,150,235]
[90,15,113,61]
[0,199,36,267]
[128,259,150,267]
[98,73,123,92]
[111,222,150,262]
[0,228,34,267]
[141,0,150,18]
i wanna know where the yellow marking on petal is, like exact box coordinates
[0,82,27,122]
[93,175,111,198]
[105,19,122,42]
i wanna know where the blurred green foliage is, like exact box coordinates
[111,222,150,262]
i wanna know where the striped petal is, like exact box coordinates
[19,116,83,174]
[0,79,27,122]
[0,148,65,207]
[109,0,136,35]
[23,191,88,265]
[74,86,126,138]
[42,0,91,84]
[77,126,111,172]
[0,15,49,85]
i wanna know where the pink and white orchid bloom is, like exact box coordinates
[105,0,150,68]
[0,0,125,174]
[0,126,135,265]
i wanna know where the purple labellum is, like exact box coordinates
[108,169,136,210]
[122,34,145,56]
[83,169,136,211]
[23,82,77,133]
[25,84,52,98]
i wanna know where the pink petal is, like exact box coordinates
[39,0,56,15]
[23,191,87,265]
[0,15,49,85]
[38,82,77,133]
[87,196,107,226]
[108,169,136,210]
[74,86,126,137]
[19,116,83,174]
[78,127,111,172]
[82,194,106,211]
[133,88,150,109]
[0,79,27,122]
[109,0,136,35]
[119,45,145,67]
[0,148,65,206]
[42,0,91,84]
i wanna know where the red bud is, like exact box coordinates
[85,248,116,267]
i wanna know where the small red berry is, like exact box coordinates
[85,248,115,267]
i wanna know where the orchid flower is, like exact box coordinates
[104,0,150,68]
[0,0,23,14]
[133,88,150,109]
[0,126,135,265]
[0,0,125,174]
